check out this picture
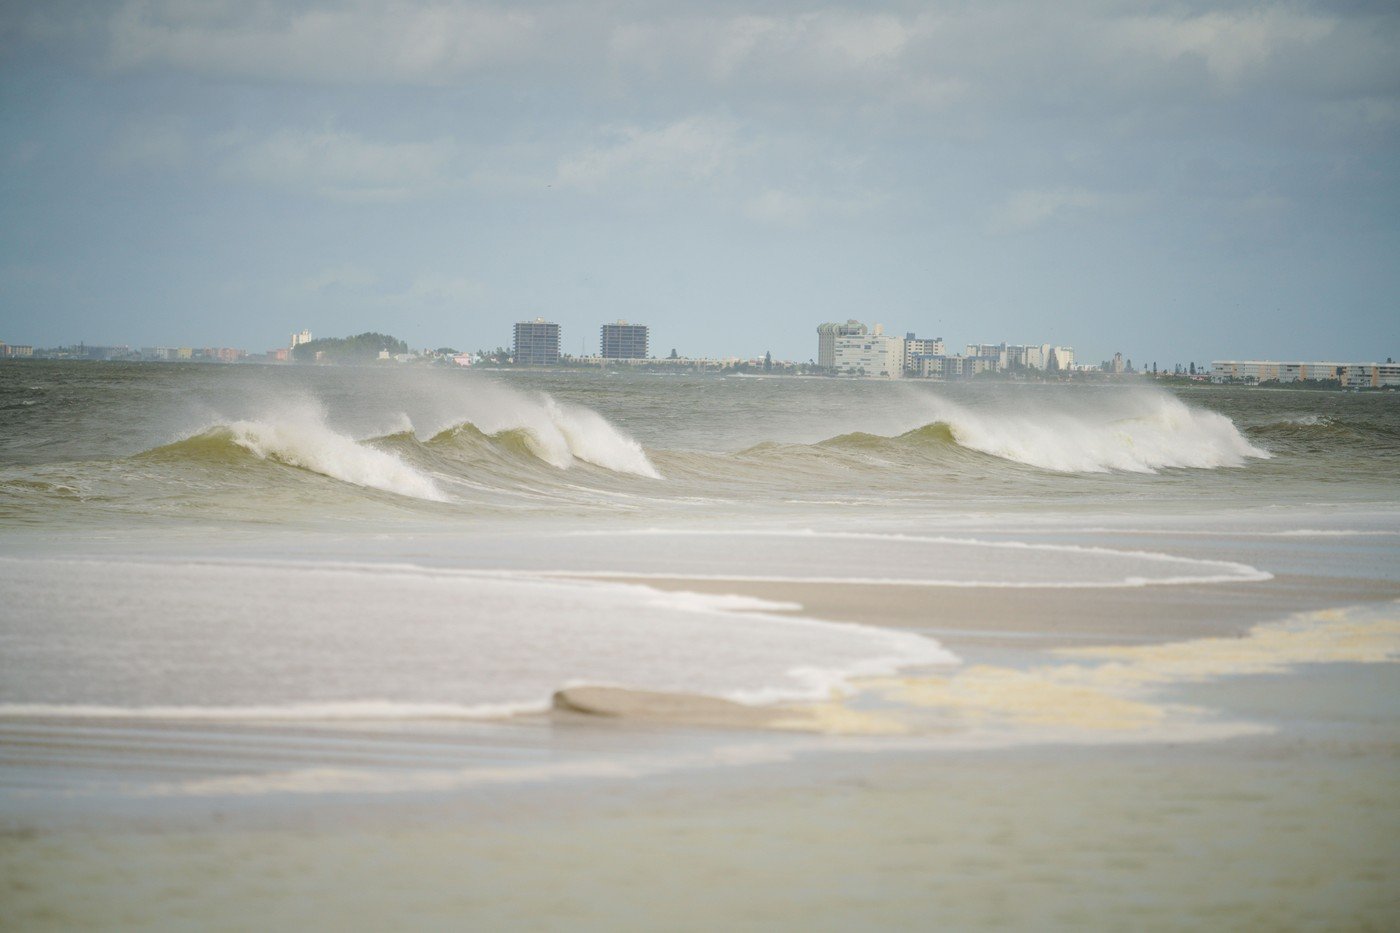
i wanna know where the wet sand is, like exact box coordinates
[602,572,1400,647]
[3,705,1397,930]
[2,574,1398,929]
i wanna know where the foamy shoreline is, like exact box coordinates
[3,575,1398,930]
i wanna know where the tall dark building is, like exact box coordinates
[513,318,560,365]
[600,321,649,359]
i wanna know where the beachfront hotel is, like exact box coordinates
[600,321,649,360]
[512,318,561,366]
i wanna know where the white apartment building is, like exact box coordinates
[963,342,1074,371]
[965,343,1009,368]
[903,334,945,373]
[833,325,905,377]
[816,320,869,369]
[1048,346,1074,370]
[920,354,999,379]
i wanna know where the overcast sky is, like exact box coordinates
[1,1,1397,364]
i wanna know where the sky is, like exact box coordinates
[1,0,1397,365]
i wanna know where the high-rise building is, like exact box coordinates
[817,320,869,369]
[903,334,945,374]
[600,321,649,359]
[833,324,905,378]
[965,343,1010,369]
[513,318,561,366]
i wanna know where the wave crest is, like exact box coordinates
[415,396,660,478]
[134,389,661,505]
[809,391,1270,474]
[151,411,450,502]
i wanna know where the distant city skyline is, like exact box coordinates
[1,2,1396,363]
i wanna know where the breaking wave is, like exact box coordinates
[770,391,1271,474]
[137,391,661,503]
[3,379,1303,525]
[144,408,449,502]
[422,394,660,478]
[916,393,1269,473]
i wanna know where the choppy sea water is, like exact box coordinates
[0,362,1397,782]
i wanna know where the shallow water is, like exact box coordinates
[2,362,1398,929]
[1,362,1397,728]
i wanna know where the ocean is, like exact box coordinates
[2,361,1397,726]
[1,361,1397,927]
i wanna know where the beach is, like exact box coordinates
[3,665,1397,930]
[1,363,1397,928]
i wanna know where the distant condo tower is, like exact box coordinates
[600,320,649,359]
[513,318,561,366]
[816,320,868,369]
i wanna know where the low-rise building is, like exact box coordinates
[1212,360,1346,384]
[920,354,998,379]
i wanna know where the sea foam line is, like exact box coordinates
[535,571,1271,589]
[554,528,1274,585]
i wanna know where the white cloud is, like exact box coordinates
[1108,8,1335,88]
[220,129,456,202]
[554,115,743,192]
[108,1,538,84]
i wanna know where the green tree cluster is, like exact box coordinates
[293,332,408,363]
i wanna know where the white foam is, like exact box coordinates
[912,388,1271,473]
[220,403,447,501]
[542,396,661,478]
[418,383,661,478]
